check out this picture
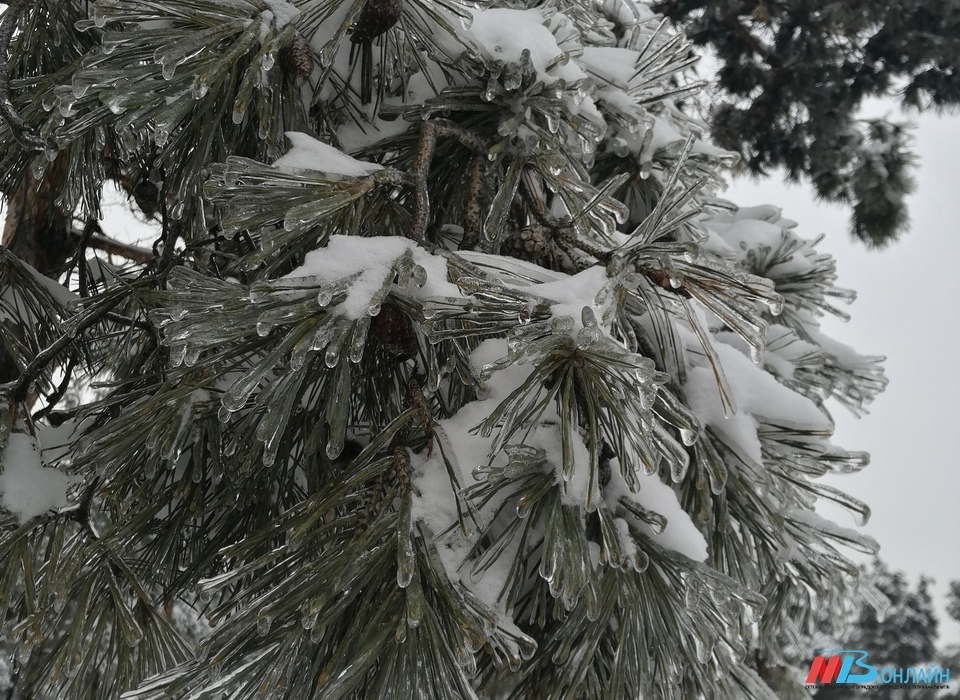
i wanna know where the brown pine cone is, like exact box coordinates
[279,33,314,79]
[370,302,418,359]
[502,225,553,265]
[350,0,402,44]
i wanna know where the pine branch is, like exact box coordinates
[30,355,75,422]
[0,0,47,151]
[11,279,149,403]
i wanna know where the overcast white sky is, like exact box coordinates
[725,107,960,646]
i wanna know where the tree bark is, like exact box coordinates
[0,157,73,384]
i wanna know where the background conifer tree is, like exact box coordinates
[652,0,960,248]
[798,558,944,700]
[0,0,890,698]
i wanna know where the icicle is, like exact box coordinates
[396,493,415,588]
[405,575,425,628]
[301,609,318,630]
[169,344,187,366]
[256,610,272,636]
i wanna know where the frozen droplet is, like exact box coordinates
[58,99,77,118]
[261,445,278,468]
[184,345,202,366]
[324,344,340,368]
[104,94,127,115]
[421,302,438,320]
[317,46,334,68]
[680,428,698,447]
[256,612,272,636]
[31,158,48,181]
[256,321,272,337]
[232,103,247,125]
[694,633,712,664]
[169,344,187,366]
[325,434,343,460]
[767,295,784,316]
[191,75,209,99]
[411,264,427,287]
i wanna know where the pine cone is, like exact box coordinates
[279,33,314,79]
[350,0,402,44]
[370,302,418,359]
[502,225,553,265]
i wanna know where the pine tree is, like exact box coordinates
[652,0,959,247]
[804,559,941,700]
[0,1,889,698]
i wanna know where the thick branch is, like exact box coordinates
[70,228,155,264]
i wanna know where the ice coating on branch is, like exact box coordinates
[282,235,461,319]
[605,458,708,562]
[524,266,611,330]
[685,340,832,432]
[685,365,763,465]
[412,338,706,563]
[0,433,73,523]
[460,253,613,332]
[458,8,603,125]
[464,9,588,87]
[273,132,383,176]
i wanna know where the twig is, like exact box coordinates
[62,219,100,296]
[409,121,437,243]
[0,0,47,151]
[406,120,490,245]
[31,355,75,422]
[430,119,487,155]
[158,196,178,270]
[460,154,485,251]
[61,477,101,540]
